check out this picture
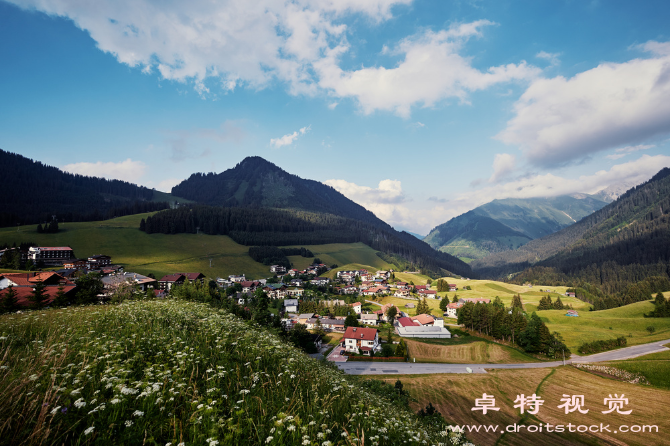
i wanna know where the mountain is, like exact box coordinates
[425,195,608,261]
[472,168,670,293]
[592,181,637,203]
[406,232,426,240]
[172,156,382,225]
[0,149,176,227]
[170,157,472,277]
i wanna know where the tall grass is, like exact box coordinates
[0,301,473,445]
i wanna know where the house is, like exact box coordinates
[418,289,438,299]
[410,314,435,326]
[339,285,358,295]
[297,313,314,325]
[376,270,391,279]
[270,265,287,274]
[0,272,76,307]
[360,313,378,326]
[414,285,427,292]
[566,310,579,317]
[362,286,386,297]
[241,281,262,293]
[284,298,299,313]
[63,259,87,270]
[396,325,451,339]
[323,299,346,307]
[27,246,74,266]
[394,289,411,298]
[396,282,409,290]
[286,287,304,297]
[459,298,491,304]
[102,272,157,292]
[444,302,463,318]
[228,274,246,283]
[350,302,362,314]
[396,317,420,328]
[449,284,458,291]
[288,269,299,277]
[157,274,185,291]
[310,277,330,286]
[290,278,304,287]
[565,292,576,298]
[319,318,345,332]
[378,303,400,322]
[433,317,445,327]
[86,254,112,270]
[343,326,380,355]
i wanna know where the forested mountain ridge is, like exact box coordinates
[172,156,383,225]
[141,205,474,278]
[472,168,670,291]
[0,149,172,227]
[425,195,607,261]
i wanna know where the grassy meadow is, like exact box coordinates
[0,300,465,445]
[404,337,542,364]
[0,214,391,280]
[382,366,670,446]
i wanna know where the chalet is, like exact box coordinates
[565,292,576,298]
[394,289,411,298]
[379,303,400,322]
[444,302,463,318]
[449,284,457,291]
[350,302,362,314]
[343,326,379,355]
[418,289,438,299]
[286,287,304,297]
[102,272,157,292]
[270,265,287,274]
[395,282,409,290]
[86,255,112,270]
[228,274,246,283]
[362,286,386,296]
[290,278,304,287]
[360,313,378,326]
[241,281,262,293]
[158,272,205,291]
[339,285,358,295]
[0,272,76,308]
[27,246,74,266]
[310,277,330,286]
[283,298,299,313]
[414,285,427,292]
[375,270,391,280]
[410,314,435,326]
[459,297,491,304]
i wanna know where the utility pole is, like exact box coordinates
[562,349,565,366]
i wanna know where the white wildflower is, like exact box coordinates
[84,426,94,435]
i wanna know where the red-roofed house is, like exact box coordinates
[418,289,438,299]
[411,314,435,326]
[444,302,463,318]
[350,302,362,314]
[343,326,379,354]
[396,317,420,328]
[159,272,205,291]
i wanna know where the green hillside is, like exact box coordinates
[0,214,393,280]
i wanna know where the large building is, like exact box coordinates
[27,247,74,266]
[343,326,379,355]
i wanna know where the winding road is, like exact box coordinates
[335,338,670,375]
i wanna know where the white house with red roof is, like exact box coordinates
[343,326,379,354]
[418,289,438,299]
[350,301,362,314]
[444,302,463,318]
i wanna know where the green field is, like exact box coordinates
[0,214,391,280]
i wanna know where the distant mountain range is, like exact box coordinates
[424,195,608,261]
[472,168,670,293]
[0,149,174,227]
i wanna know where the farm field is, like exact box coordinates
[405,337,542,364]
[0,214,390,280]
[383,366,670,446]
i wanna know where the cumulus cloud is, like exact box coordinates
[157,178,183,193]
[325,178,414,226]
[62,158,146,182]
[270,125,311,148]
[497,43,670,167]
[315,21,540,117]
[489,153,516,183]
[10,0,410,96]
[605,144,654,160]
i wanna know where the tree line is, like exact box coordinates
[139,205,473,277]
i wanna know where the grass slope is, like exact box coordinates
[0,214,393,280]
[383,366,670,446]
[0,300,459,445]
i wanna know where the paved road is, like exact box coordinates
[335,338,670,375]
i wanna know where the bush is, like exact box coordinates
[578,336,627,354]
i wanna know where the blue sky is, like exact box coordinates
[1,0,670,233]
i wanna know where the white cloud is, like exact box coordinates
[157,178,183,193]
[315,21,540,117]
[536,51,560,67]
[497,43,670,167]
[325,178,415,227]
[270,125,311,148]
[327,102,339,110]
[10,0,410,96]
[62,158,146,182]
[637,40,670,56]
[489,153,516,183]
[605,144,654,160]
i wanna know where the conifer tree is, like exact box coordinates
[0,286,19,313]
[29,280,49,309]
[52,284,69,307]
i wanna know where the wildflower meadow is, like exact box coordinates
[0,299,473,445]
